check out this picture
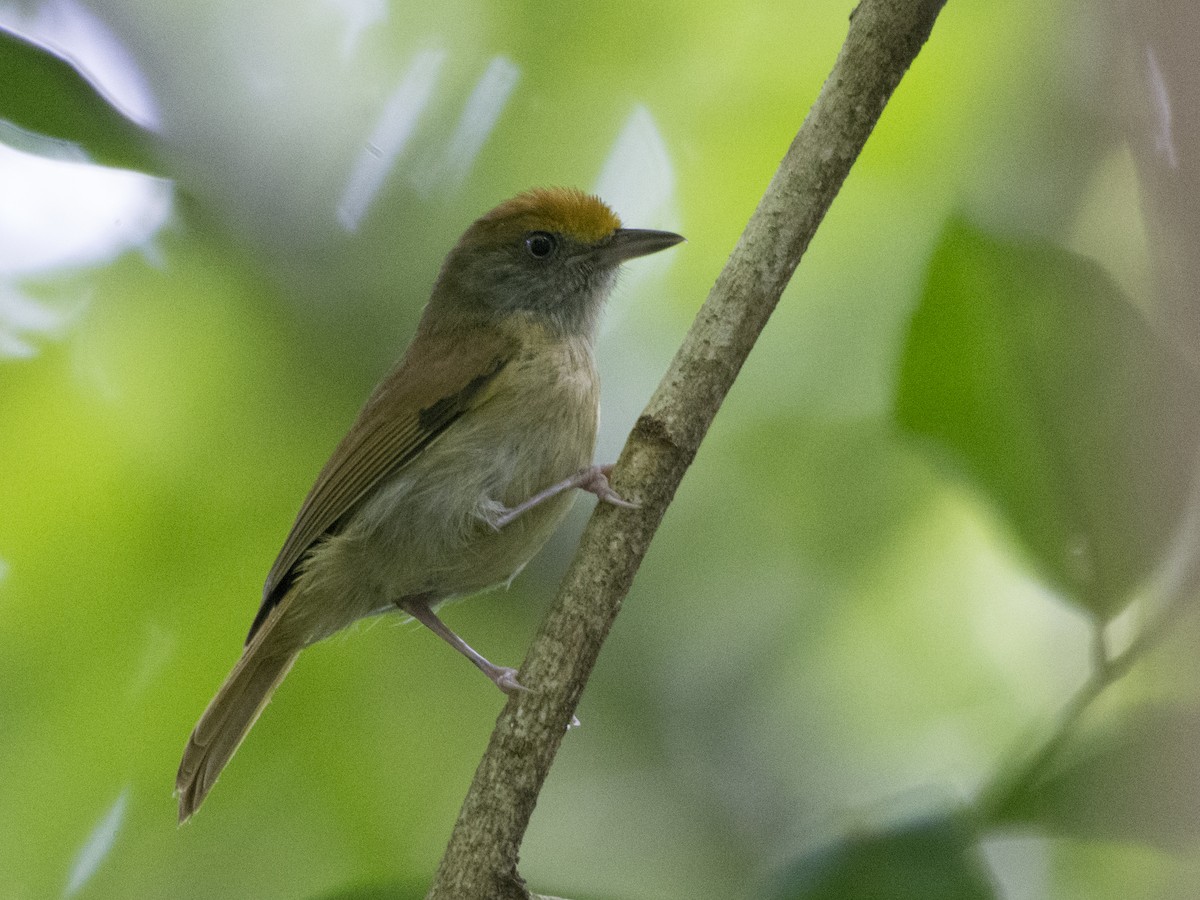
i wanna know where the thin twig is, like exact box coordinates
[426,2,950,897]
[978,457,1200,824]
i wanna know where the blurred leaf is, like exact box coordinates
[896,218,1200,618]
[769,816,996,900]
[311,878,427,900]
[0,25,162,174]
[995,703,1200,850]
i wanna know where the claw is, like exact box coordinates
[490,666,529,695]
[584,469,639,510]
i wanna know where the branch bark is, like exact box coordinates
[427,1,949,896]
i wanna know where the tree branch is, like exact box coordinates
[427,1,949,897]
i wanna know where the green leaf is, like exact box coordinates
[770,816,997,900]
[995,703,1200,850]
[0,25,163,174]
[896,218,1200,617]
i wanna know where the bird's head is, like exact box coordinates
[431,187,683,337]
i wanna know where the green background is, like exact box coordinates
[2,0,1198,897]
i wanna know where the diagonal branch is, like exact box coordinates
[427,1,949,897]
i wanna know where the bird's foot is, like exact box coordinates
[580,464,638,510]
[492,464,637,529]
[486,664,529,695]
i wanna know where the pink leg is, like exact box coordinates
[398,596,526,694]
[492,464,636,529]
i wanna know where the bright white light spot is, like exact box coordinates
[0,0,159,130]
[0,142,172,277]
[337,49,446,231]
[325,0,387,59]
[0,2,172,356]
[64,788,129,897]
[417,56,520,195]
[0,283,85,359]
[1145,45,1178,170]
[592,104,680,336]
[594,104,677,229]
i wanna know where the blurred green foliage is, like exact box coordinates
[315,878,428,900]
[896,219,1200,618]
[0,24,161,173]
[770,816,995,900]
[2,1,1199,899]
[997,703,1200,851]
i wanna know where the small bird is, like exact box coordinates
[176,187,684,821]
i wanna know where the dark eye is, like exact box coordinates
[524,231,557,259]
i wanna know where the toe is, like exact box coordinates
[491,667,529,695]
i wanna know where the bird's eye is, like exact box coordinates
[524,231,557,259]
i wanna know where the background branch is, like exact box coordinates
[976,452,1200,826]
[427,1,950,897]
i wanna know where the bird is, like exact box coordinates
[175,187,684,821]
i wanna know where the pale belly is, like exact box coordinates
[281,336,599,646]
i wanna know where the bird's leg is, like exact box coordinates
[492,464,637,530]
[398,595,527,694]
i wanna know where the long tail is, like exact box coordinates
[176,622,299,822]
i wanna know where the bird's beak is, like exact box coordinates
[595,228,686,266]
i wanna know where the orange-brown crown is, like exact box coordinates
[474,187,622,243]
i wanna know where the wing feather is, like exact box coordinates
[246,326,515,642]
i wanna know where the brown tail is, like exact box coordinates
[176,633,298,822]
